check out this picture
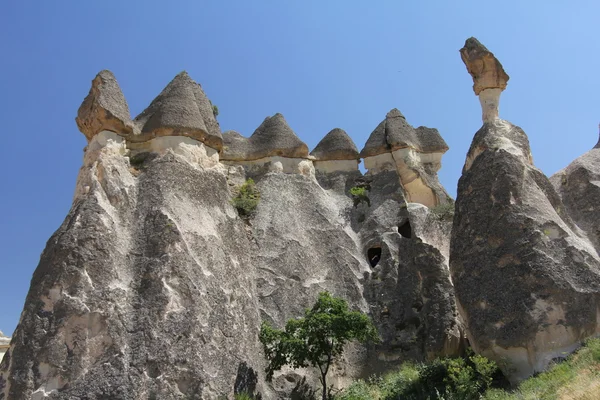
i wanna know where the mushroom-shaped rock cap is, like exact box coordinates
[360,109,448,158]
[460,37,510,95]
[76,70,134,140]
[222,113,309,161]
[133,71,222,150]
[310,128,359,161]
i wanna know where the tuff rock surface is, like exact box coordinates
[551,136,600,250]
[451,39,600,383]
[1,72,461,399]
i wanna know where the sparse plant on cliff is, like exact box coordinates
[259,292,379,400]
[349,186,370,207]
[231,179,260,217]
[429,201,455,221]
[209,99,219,118]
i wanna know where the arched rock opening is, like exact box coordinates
[367,247,382,268]
[398,220,412,238]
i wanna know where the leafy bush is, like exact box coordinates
[349,186,370,207]
[335,351,499,400]
[234,393,253,400]
[231,179,260,217]
[209,99,219,117]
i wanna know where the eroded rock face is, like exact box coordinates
[450,119,600,383]
[75,70,136,140]
[360,109,451,207]
[551,134,600,249]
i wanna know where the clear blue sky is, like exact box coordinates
[1,1,599,335]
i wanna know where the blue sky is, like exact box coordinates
[1,1,599,335]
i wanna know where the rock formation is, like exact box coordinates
[451,37,600,383]
[310,128,360,174]
[1,71,460,399]
[75,70,136,140]
[551,131,600,249]
[221,114,312,176]
[360,109,451,207]
[460,37,509,122]
[0,332,9,365]
[133,71,223,151]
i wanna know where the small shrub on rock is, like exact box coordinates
[429,201,455,221]
[231,179,260,217]
[350,186,370,207]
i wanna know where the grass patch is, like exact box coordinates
[335,339,600,400]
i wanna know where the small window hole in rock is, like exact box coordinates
[367,247,382,268]
[398,220,412,238]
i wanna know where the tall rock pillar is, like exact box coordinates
[460,38,509,122]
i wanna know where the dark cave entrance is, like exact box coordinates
[398,220,412,238]
[367,247,382,268]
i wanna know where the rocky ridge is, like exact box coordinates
[3,37,600,399]
[450,38,600,383]
[1,70,460,399]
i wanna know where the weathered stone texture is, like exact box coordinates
[221,114,309,161]
[133,71,223,150]
[76,70,135,140]
[460,37,509,95]
[450,119,600,383]
[551,141,600,250]
[310,128,360,161]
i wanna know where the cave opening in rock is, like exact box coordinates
[367,247,382,267]
[398,220,412,238]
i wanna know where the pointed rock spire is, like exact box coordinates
[76,70,134,140]
[310,128,359,161]
[595,123,600,149]
[133,71,222,150]
[222,113,308,161]
[360,108,448,157]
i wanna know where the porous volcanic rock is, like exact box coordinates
[221,114,309,161]
[310,128,359,161]
[76,70,136,140]
[133,71,223,150]
[450,118,600,383]
[551,132,600,249]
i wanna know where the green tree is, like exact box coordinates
[259,292,379,400]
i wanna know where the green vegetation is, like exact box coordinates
[429,201,455,221]
[129,152,151,169]
[336,351,498,400]
[209,99,219,117]
[233,393,253,400]
[259,292,379,400]
[350,186,370,207]
[335,338,600,400]
[231,178,260,217]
